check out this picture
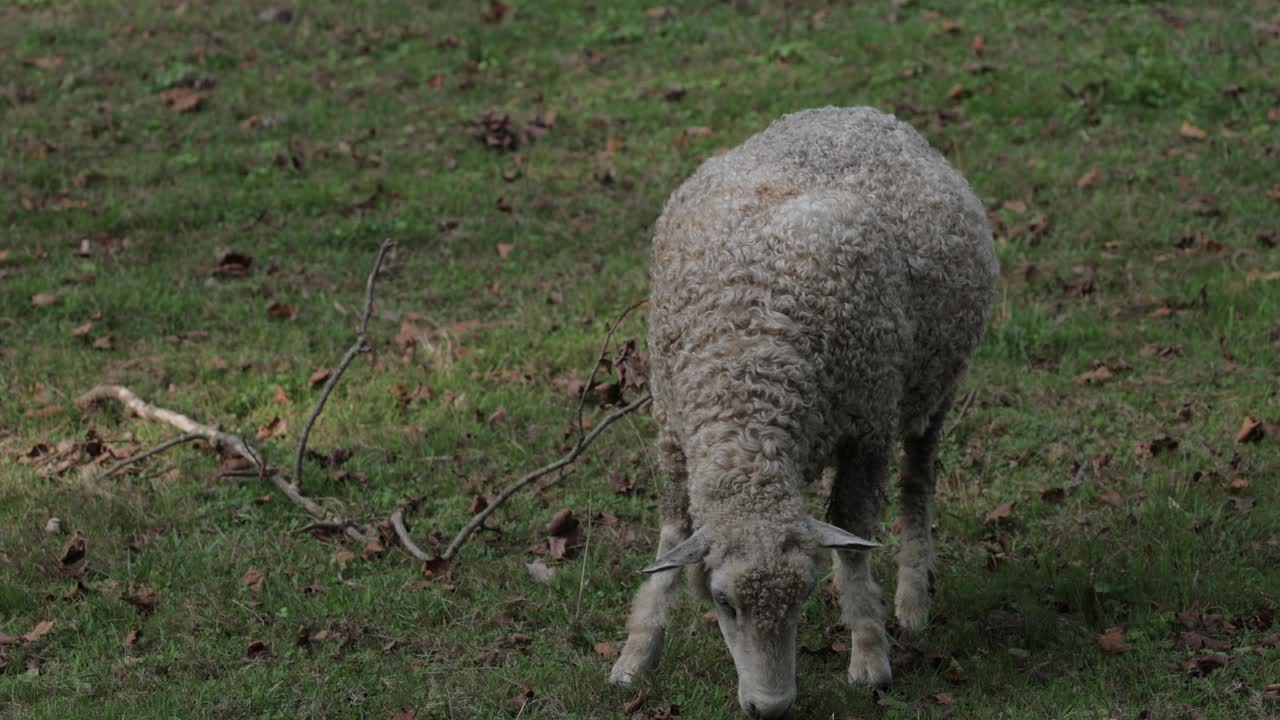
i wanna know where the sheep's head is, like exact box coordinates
[642,519,876,719]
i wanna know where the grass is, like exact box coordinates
[2,1,1278,718]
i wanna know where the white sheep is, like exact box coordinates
[609,106,999,718]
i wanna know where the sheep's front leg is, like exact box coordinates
[609,523,687,686]
[610,433,690,686]
[895,408,945,631]
[830,438,892,689]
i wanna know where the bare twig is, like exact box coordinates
[95,432,201,480]
[390,502,433,562]
[294,239,395,492]
[77,384,371,544]
[442,393,651,561]
[945,388,979,439]
[572,299,648,440]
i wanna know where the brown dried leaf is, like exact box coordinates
[123,628,141,647]
[1235,415,1264,444]
[308,368,332,389]
[246,639,270,657]
[594,641,619,660]
[69,321,94,337]
[1076,167,1100,189]
[23,620,54,643]
[32,292,60,307]
[481,0,510,23]
[1074,365,1113,384]
[622,690,647,713]
[926,692,956,704]
[256,416,286,440]
[158,88,207,114]
[242,568,265,594]
[1095,625,1127,654]
[266,302,297,320]
[126,585,159,611]
[984,500,1015,523]
[60,531,86,565]
[1179,122,1208,141]
[92,335,115,351]
[496,243,515,259]
[505,687,533,713]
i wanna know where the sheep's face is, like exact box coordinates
[643,519,877,719]
[709,544,813,719]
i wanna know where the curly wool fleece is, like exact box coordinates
[648,106,999,537]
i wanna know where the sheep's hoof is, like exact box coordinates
[609,629,664,686]
[894,567,932,632]
[846,653,892,690]
[846,621,892,689]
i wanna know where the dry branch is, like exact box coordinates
[440,393,651,561]
[294,239,395,492]
[77,384,371,544]
[572,299,648,440]
[94,432,201,480]
[390,503,433,562]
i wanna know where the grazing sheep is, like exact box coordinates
[609,106,999,718]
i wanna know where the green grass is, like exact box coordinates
[2,1,1278,718]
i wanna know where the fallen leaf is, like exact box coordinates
[60,531,86,565]
[256,416,285,440]
[390,708,416,720]
[362,537,386,560]
[242,568,265,594]
[158,88,207,114]
[926,692,955,704]
[1095,625,1127,654]
[969,34,986,56]
[69,321,94,337]
[481,0,510,23]
[946,83,971,101]
[1235,415,1264,444]
[526,561,555,584]
[123,628,142,647]
[92,335,115,351]
[258,7,293,23]
[1076,167,1100,188]
[421,557,451,579]
[331,549,356,569]
[1184,653,1229,676]
[622,691,647,713]
[308,368,331,389]
[271,385,290,405]
[28,56,64,70]
[939,19,961,33]
[1074,365,1113,384]
[594,641,619,660]
[22,620,54,644]
[1179,122,1207,141]
[32,292,60,307]
[496,243,515,259]
[266,303,297,320]
[126,585,159,611]
[984,500,1015,523]
[1003,200,1028,213]
[246,639,270,657]
[213,251,253,278]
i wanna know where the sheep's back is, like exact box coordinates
[650,106,998,450]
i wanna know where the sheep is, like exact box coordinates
[608,106,999,718]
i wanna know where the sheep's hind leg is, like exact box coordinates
[895,406,946,632]
[610,436,690,686]
[830,437,892,690]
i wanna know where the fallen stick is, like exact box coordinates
[94,432,201,480]
[390,503,432,562]
[77,384,371,545]
[571,299,648,440]
[439,393,651,561]
[294,239,395,493]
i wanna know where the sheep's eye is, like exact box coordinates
[713,592,737,618]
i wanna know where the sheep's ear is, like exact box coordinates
[641,529,709,574]
[809,518,879,550]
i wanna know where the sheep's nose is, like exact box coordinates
[742,696,794,719]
